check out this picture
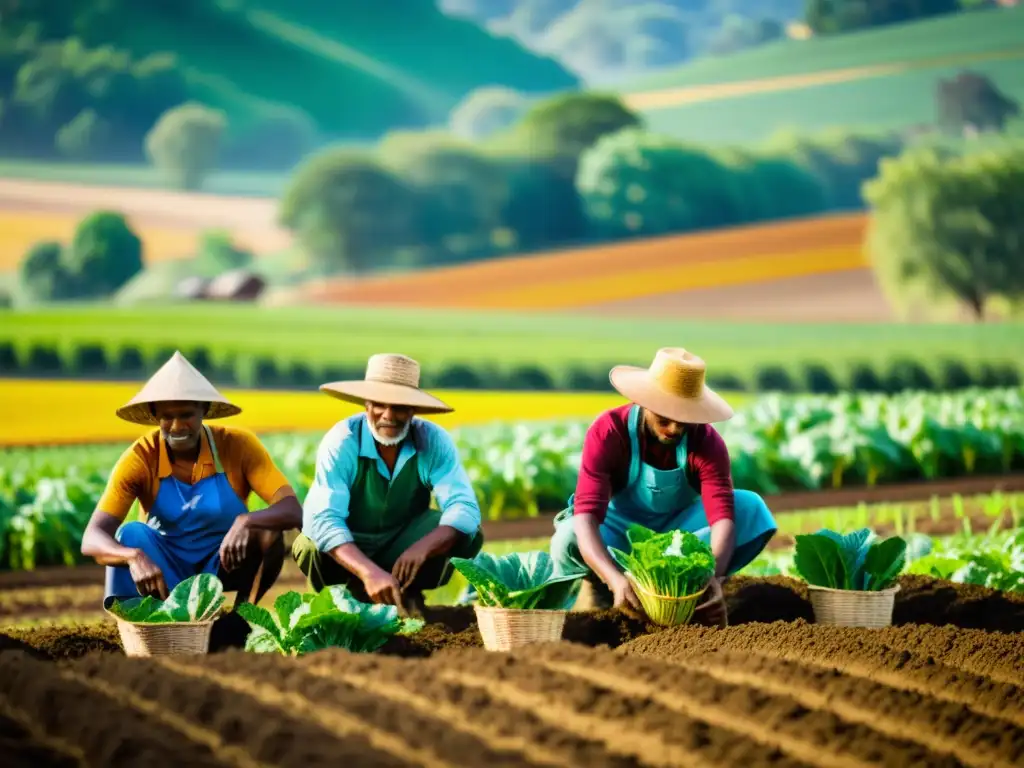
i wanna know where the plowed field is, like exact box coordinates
[1,575,1021,768]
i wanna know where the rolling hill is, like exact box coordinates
[4,0,579,139]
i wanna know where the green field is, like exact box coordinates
[641,55,1024,145]
[2,305,1022,390]
[622,7,1024,91]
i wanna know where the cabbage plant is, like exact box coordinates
[794,528,907,591]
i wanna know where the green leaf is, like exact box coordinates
[814,528,874,589]
[615,527,716,597]
[158,574,225,622]
[451,551,585,609]
[794,533,847,589]
[236,603,284,647]
[861,536,907,591]
[108,595,159,622]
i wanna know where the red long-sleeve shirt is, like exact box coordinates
[572,404,735,526]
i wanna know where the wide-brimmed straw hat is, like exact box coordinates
[115,351,242,425]
[610,348,733,424]
[320,353,453,415]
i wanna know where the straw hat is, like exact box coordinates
[115,351,241,425]
[320,353,453,414]
[610,348,733,424]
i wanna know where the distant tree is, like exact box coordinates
[806,0,960,34]
[280,148,423,274]
[511,92,642,177]
[713,147,828,221]
[707,15,784,55]
[55,108,110,159]
[221,106,318,171]
[449,86,530,141]
[863,143,1024,320]
[576,127,746,239]
[145,102,227,190]
[937,72,1020,135]
[66,211,144,297]
[197,230,253,277]
[18,240,75,302]
[498,156,587,249]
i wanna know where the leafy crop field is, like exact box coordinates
[0,574,1021,767]
[4,304,1023,393]
[3,387,1022,571]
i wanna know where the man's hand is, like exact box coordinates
[219,515,251,573]
[128,550,168,600]
[363,567,404,605]
[391,538,434,590]
[608,572,645,616]
[694,576,727,628]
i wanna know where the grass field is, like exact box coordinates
[284,214,869,310]
[622,6,1024,92]
[0,380,638,447]
[3,304,1022,386]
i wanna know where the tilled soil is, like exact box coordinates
[0,575,1022,767]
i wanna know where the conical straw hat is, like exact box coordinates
[609,348,733,424]
[320,353,453,414]
[116,351,241,425]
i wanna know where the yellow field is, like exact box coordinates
[0,210,200,270]
[0,379,667,446]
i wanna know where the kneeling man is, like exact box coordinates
[550,348,777,624]
[293,353,484,611]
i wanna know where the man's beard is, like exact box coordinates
[368,418,411,447]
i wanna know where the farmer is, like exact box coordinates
[549,347,778,625]
[81,351,302,609]
[292,353,484,613]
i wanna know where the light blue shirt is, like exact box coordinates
[302,413,481,552]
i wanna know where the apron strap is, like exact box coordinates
[203,425,225,475]
[626,405,642,487]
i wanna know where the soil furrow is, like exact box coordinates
[619,622,1024,726]
[68,652,397,768]
[683,650,1024,768]
[430,651,814,768]
[620,620,1023,683]
[0,702,85,768]
[156,654,449,768]
[302,651,647,768]
[178,650,554,768]
[507,645,959,768]
[0,650,220,768]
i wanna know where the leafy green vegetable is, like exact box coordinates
[107,574,225,623]
[794,528,906,591]
[235,585,423,656]
[449,551,584,609]
[609,524,716,598]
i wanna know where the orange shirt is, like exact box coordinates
[97,425,291,522]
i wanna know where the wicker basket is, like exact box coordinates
[107,611,217,657]
[473,605,568,652]
[808,584,900,629]
[628,575,708,627]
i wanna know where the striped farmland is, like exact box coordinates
[282,213,870,312]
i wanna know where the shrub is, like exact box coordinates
[884,359,935,393]
[145,102,227,191]
[802,362,840,394]
[754,365,796,392]
[937,359,974,390]
[72,343,108,375]
[849,363,886,392]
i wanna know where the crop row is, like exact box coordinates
[1,387,1022,572]
[0,337,1021,394]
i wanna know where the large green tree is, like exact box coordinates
[863,143,1024,320]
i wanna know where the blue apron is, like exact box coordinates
[551,404,777,576]
[104,425,248,601]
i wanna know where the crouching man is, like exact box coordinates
[549,348,778,625]
[81,352,302,609]
[292,353,484,613]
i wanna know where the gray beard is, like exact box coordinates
[368,418,410,447]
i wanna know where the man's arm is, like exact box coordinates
[80,449,145,566]
[692,427,736,578]
[419,423,482,554]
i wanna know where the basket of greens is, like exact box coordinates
[450,551,585,651]
[795,528,906,628]
[609,524,716,626]
[105,574,226,656]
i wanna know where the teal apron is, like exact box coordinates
[550,404,777,576]
[104,425,248,601]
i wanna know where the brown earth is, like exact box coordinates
[0,575,1021,767]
